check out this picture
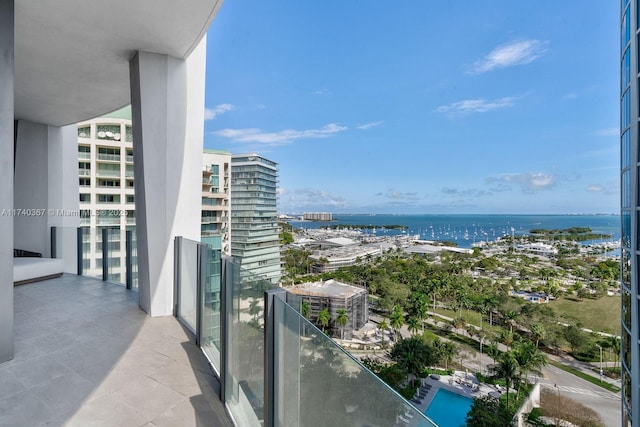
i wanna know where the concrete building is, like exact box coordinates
[621,1,637,425]
[309,245,382,272]
[202,149,231,254]
[289,279,369,339]
[303,212,332,221]
[230,154,281,283]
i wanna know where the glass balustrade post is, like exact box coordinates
[263,288,287,427]
[125,230,132,289]
[173,236,182,316]
[50,226,57,259]
[101,227,108,281]
[76,227,84,275]
[220,256,232,404]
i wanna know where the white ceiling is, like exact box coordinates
[14,0,221,126]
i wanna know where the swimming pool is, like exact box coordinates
[423,388,474,427]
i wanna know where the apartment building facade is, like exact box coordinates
[77,108,136,283]
[202,149,232,254]
[230,154,281,283]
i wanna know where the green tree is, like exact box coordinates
[564,324,587,354]
[433,339,458,370]
[490,353,520,410]
[390,337,437,385]
[298,300,309,318]
[378,318,389,348]
[531,323,546,348]
[389,305,405,342]
[317,308,331,333]
[466,395,512,427]
[336,308,349,339]
[407,316,420,336]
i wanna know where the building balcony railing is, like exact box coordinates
[78,152,91,160]
[126,155,134,163]
[78,169,91,176]
[95,170,120,178]
[97,153,121,162]
[50,226,139,291]
[173,237,436,427]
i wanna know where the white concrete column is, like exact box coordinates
[0,0,14,364]
[129,38,206,316]
[14,121,49,255]
[14,122,79,270]
[47,125,80,272]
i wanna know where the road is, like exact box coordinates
[540,364,620,427]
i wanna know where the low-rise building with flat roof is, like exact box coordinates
[289,279,368,339]
[309,245,382,272]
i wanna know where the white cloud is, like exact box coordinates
[486,172,557,193]
[213,123,348,146]
[375,188,420,202]
[441,187,491,198]
[471,40,548,74]
[435,97,516,114]
[587,180,618,195]
[593,128,619,137]
[282,188,349,208]
[357,121,383,130]
[204,104,234,120]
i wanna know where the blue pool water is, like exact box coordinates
[424,389,473,427]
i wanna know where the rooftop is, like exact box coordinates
[289,279,366,298]
[1,274,232,427]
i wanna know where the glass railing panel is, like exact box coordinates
[224,259,278,427]
[79,227,103,280]
[128,228,138,291]
[200,246,222,372]
[105,228,124,284]
[177,237,199,334]
[273,297,437,427]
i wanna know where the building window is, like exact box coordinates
[622,88,630,129]
[622,47,630,90]
[79,178,90,187]
[96,124,122,141]
[98,194,120,203]
[126,195,135,203]
[622,8,630,53]
[78,126,90,138]
[79,194,90,203]
[622,130,630,167]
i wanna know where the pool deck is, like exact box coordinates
[401,371,503,426]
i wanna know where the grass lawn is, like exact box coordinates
[549,295,620,333]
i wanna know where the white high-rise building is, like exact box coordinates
[77,108,135,283]
[230,154,281,283]
[202,149,232,254]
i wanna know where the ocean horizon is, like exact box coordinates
[287,213,620,249]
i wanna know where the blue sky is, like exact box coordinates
[203,1,618,215]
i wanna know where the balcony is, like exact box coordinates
[2,275,232,426]
[95,170,120,178]
[96,153,121,162]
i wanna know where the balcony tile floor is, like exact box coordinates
[0,274,233,427]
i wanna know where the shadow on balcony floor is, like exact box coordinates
[0,274,233,427]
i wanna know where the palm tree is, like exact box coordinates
[389,305,404,342]
[336,308,348,339]
[531,323,546,348]
[317,308,331,333]
[513,341,546,393]
[486,342,500,366]
[378,318,389,348]
[491,353,520,410]
[407,316,420,336]
[301,300,311,319]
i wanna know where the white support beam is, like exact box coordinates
[129,39,206,316]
